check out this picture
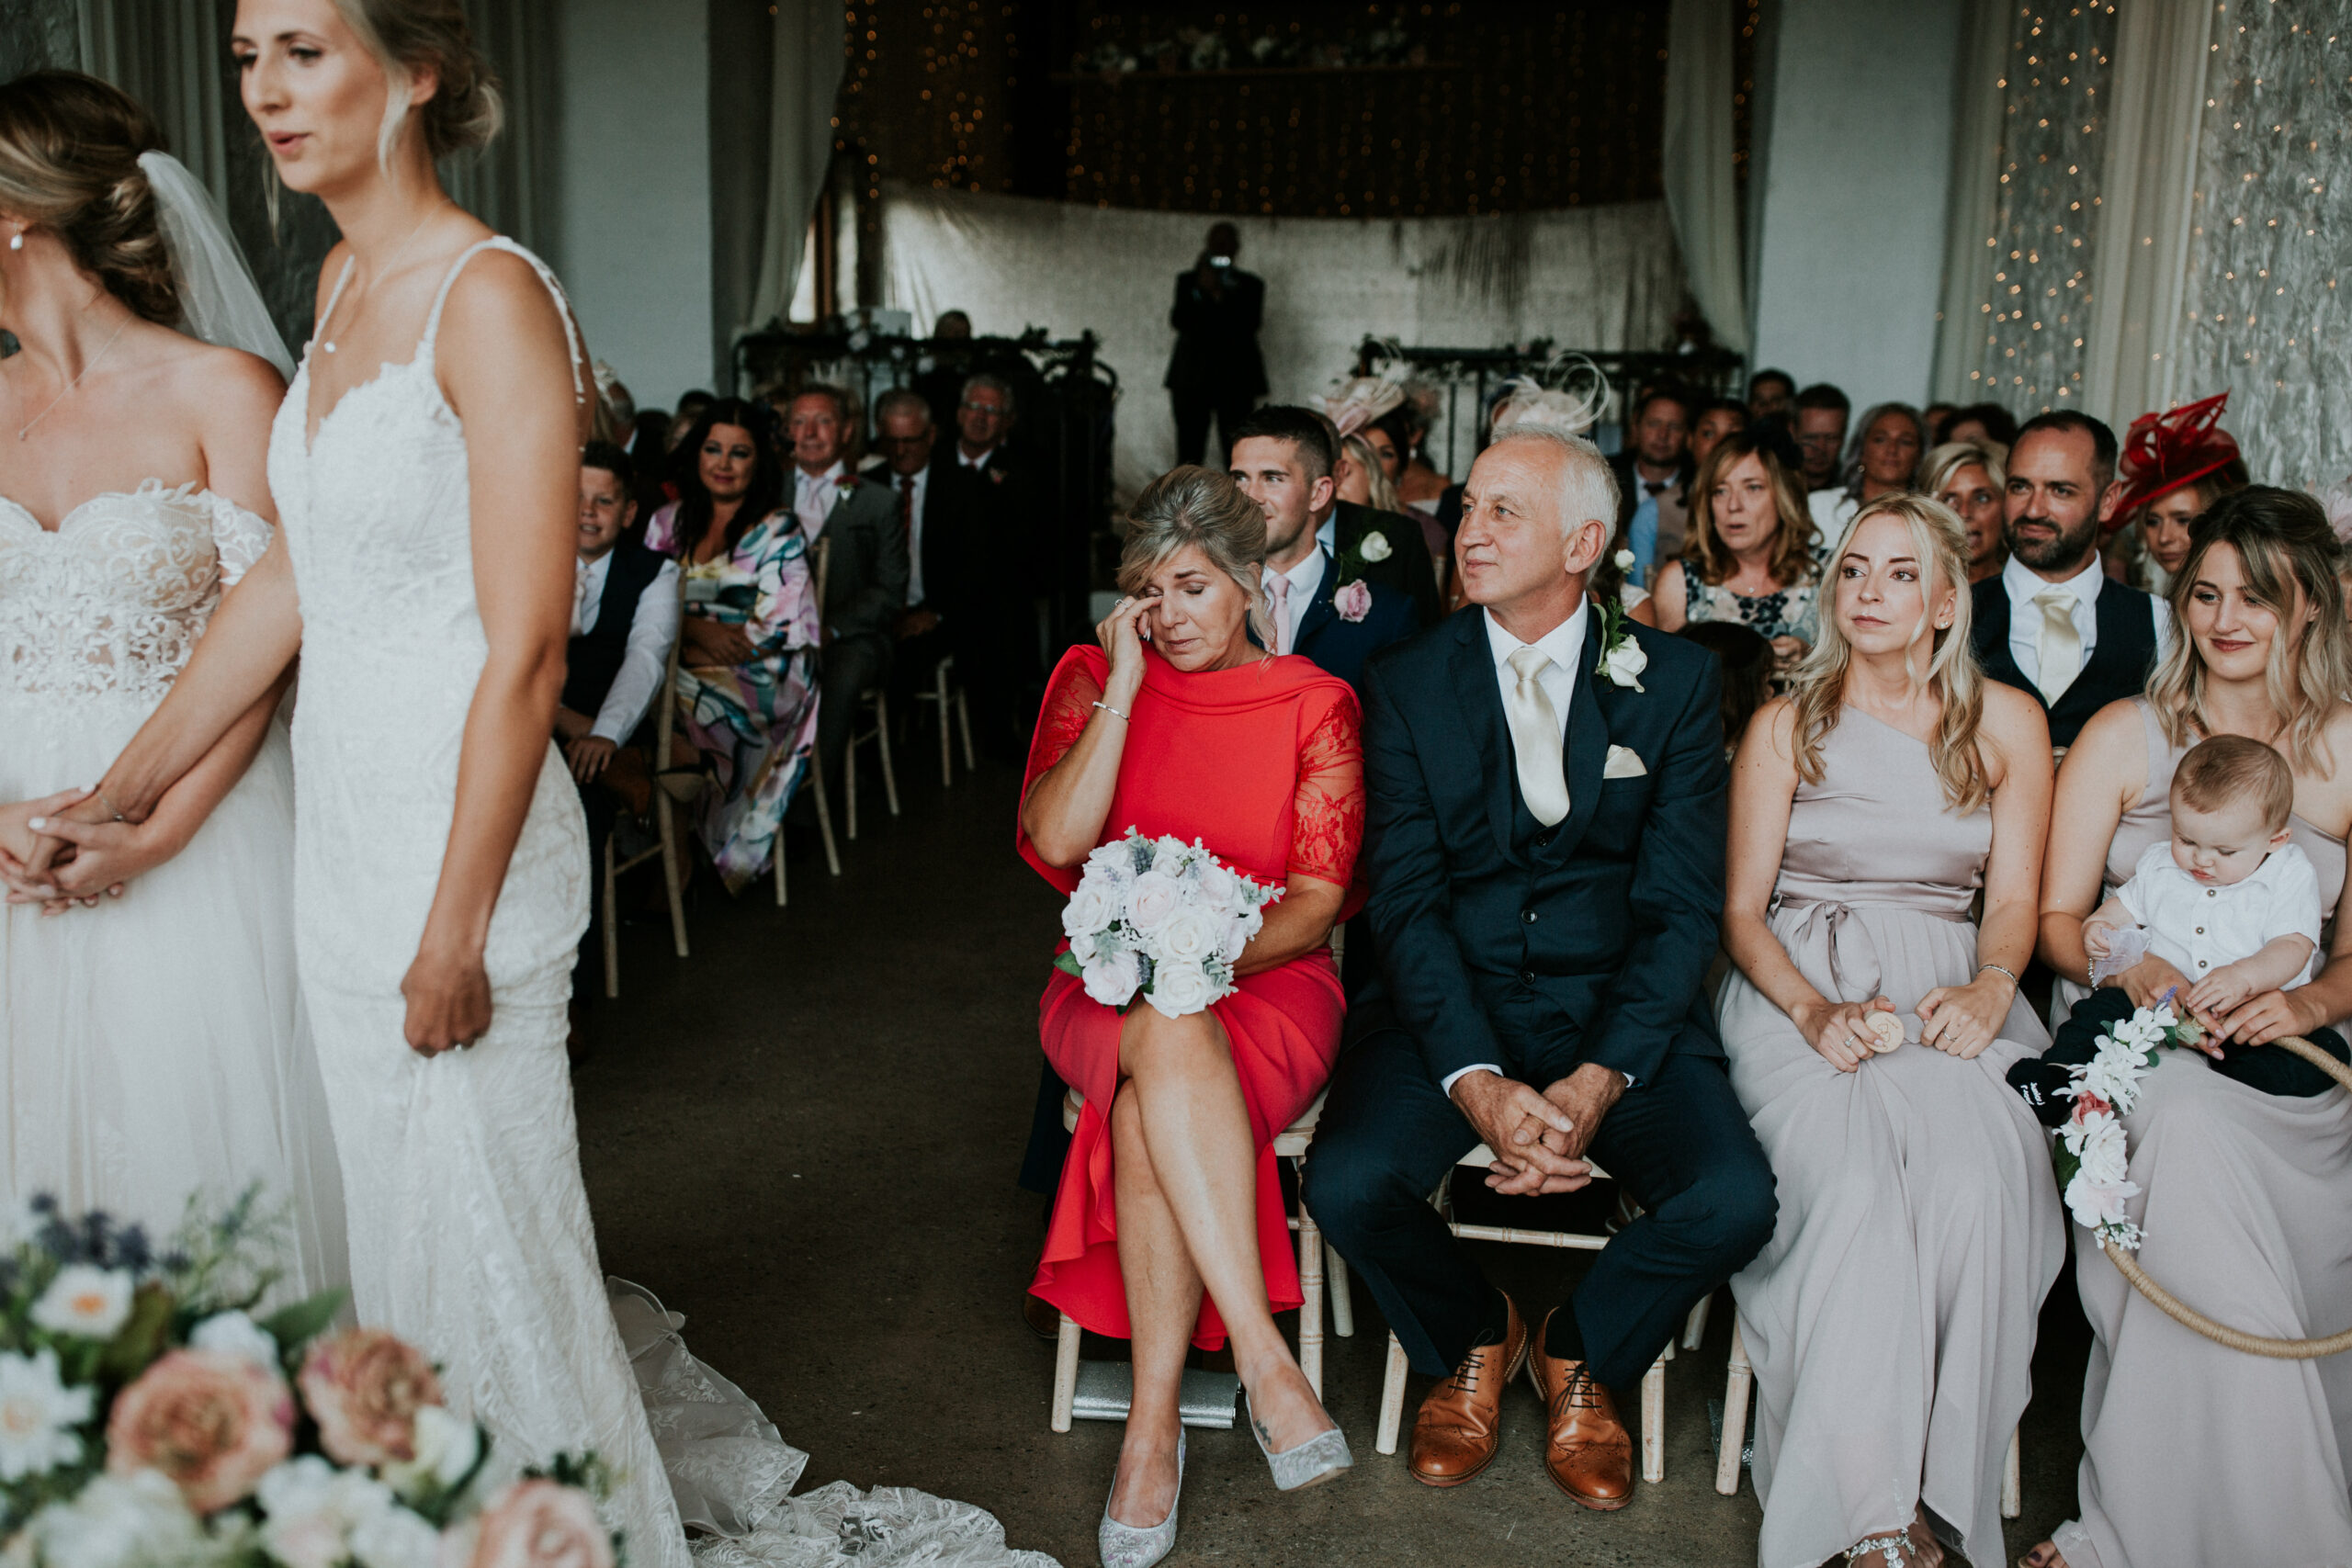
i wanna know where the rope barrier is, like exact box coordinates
[2100,1033,2352,1359]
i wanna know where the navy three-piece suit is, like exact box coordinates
[1303,606,1777,1387]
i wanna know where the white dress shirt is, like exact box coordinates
[958,443,998,471]
[2116,839,2323,987]
[572,550,682,744]
[1442,597,1597,1100]
[895,467,930,606]
[2000,552,2176,688]
[1315,510,1338,555]
[795,460,847,542]
[1272,546,1326,653]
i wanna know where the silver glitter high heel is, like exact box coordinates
[1248,1393,1353,1491]
[1098,1430,1182,1568]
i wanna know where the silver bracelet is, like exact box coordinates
[1091,699,1129,723]
[1978,963,2020,987]
[92,788,129,824]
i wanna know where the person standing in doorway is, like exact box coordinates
[1167,221,1266,468]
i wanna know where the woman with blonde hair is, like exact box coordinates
[2024,487,2352,1568]
[1022,466,1363,1564]
[1656,428,1823,676]
[1335,429,1402,513]
[1921,439,2008,584]
[1718,494,2062,1568]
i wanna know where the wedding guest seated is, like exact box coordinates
[642,399,821,891]
[560,443,681,987]
[1316,416,1442,627]
[1747,367,1796,423]
[1654,427,1823,681]
[2014,736,2346,1122]
[1717,494,2061,1568]
[1376,390,1451,514]
[2113,391,2246,597]
[1945,400,2018,453]
[1688,396,1747,473]
[1608,387,1693,581]
[1229,407,1417,691]
[1019,468,1363,1563]
[1303,425,1774,1515]
[1335,430,1402,513]
[1923,439,2008,584]
[1792,383,1851,492]
[783,385,905,790]
[1678,619,1772,756]
[872,386,949,676]
[1808,400,1925,538]
[1970,412,2169,750]
[2026,487,2352,1568]
[1923,400,1958,445]
[944,372,1046,757]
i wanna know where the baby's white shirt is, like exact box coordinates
[2115,839,2324,988]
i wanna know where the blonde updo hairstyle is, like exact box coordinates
[330,0,504,167]
[1116,466,1272,651]
[0,71,179,324]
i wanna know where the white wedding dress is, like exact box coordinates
[0,481,346,1296]
[276,239,1052,1568]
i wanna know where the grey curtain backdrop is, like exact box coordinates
[746,0,847,336]
[1663,0,1747,354]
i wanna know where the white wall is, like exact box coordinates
[555,0,715,411]
[1747,0,1966,410]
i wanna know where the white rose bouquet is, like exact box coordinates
[1056,829,1283,1020]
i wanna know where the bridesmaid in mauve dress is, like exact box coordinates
[2029,491,2352,1568]
[1717,497,2063,1568]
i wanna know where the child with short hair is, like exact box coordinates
[2011,734,2349,1122]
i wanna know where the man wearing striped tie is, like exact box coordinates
[1969,412,2172,750]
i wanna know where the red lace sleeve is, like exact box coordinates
[1030,657,1104,778]
[1289,692,1365,891]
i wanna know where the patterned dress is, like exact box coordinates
[1681,567,1823,649]
[644,502,820,891]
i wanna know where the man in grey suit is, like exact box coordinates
[785,386,909,788]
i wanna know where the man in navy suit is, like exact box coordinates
[1227,406,1417,688]
[1304,427,1774,1509]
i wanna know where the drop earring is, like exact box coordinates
[7,232,22,252]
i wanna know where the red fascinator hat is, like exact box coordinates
[2115,391,2241,520]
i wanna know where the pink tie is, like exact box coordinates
[1267,572,1291,656]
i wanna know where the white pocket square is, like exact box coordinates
[1602,745,1648,779]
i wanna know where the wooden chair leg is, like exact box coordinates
[1325,1245,1354,1338]
[1295,1196,1324,1400]
[1376,1333,1409,1455]
[1640,1355,1667,1483]
[934,664,954,788]
[1051,1312,1081,1433]
[601,834,621,999]
[656,794,690,956]
[956,686,976,770]
[2002,1425,2022,1519]
[876,693,900,817]
[845,732,859,841]
[810,763,842,875]
[1715,1318,1751,1496]
[1683,1291,1712,1351]
[773,829,787,907]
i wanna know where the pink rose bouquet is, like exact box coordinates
[300,1327,445,1466]
[105,1348,294,1512]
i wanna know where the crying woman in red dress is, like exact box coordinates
[1019,467,1366,1560]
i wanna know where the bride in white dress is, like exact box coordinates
[0,70,346,1297]
[38,7,1046,1566]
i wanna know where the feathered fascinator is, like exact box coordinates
[1315,342,1409,437]
[2116,391,2241,516]
[1489,353,1612,438]
[2315,474,2352,547]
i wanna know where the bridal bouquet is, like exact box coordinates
[2050,998,2207,1252]
[1054,829,1283,1020]
[0,1190,621,1568]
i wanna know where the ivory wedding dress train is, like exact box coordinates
[0,480,346,1299]
[274,239,1051,1568]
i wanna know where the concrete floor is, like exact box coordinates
[571,756,2094,1568]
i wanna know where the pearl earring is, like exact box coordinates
[7,232,21,252]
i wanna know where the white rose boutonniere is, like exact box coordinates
[1593,595,1646,692]
[1357,529,1392,563]
[1613,547,1636,572]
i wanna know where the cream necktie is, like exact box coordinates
[1505,645,1570,827]
[1267,572,1292,655]
[2033,586,2082,705]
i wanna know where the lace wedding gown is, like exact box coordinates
[276,240,1051,1568]
[0,481,346,1295]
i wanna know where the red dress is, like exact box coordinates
[1019,645,1365,1348]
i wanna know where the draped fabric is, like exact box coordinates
[878,181,1687,500]
[1663,0,1747,354]
[746,0,848,334]
[1928,0,2018,404]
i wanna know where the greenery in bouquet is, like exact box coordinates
[2049,998,2210,1252]
[0,1191,622,1568]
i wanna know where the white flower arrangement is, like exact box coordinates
[2050,998,2208,1251]
[1057,829,1283,1019]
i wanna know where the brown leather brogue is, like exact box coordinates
[1527,1311,1633,1510]
[1408,1295,1527,1487]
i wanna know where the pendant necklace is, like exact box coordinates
[14,312,133,442]
[317,203,447,356]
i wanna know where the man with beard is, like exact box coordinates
[1970,412,2172,749]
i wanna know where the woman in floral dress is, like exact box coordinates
[1656,428,1823,684]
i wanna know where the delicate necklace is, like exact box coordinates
[14,313,133,442]
[317,204,446,356]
